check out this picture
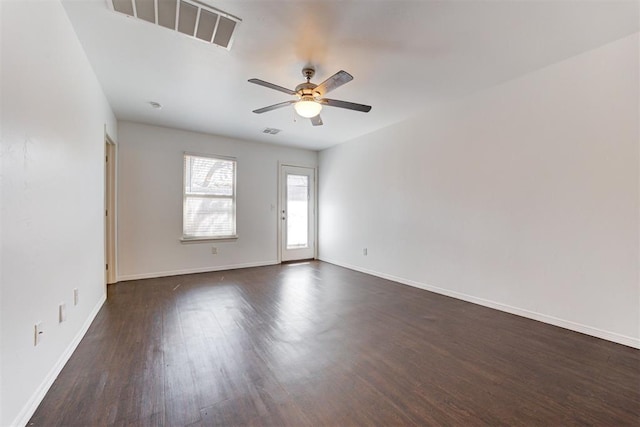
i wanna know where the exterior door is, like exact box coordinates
[280,165,315,261]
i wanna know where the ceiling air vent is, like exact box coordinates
[262,128,281,135]
[107,0,241,50]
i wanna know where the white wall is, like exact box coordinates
[117,121,317,280]
[319,34,639,348]
[0,1,117,425]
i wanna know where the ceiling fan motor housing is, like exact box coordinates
[295,82,321,100]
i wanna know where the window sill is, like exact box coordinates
[180,236,238,243]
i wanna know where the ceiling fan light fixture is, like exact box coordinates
[294,97,322,118]
[249,68,371,125]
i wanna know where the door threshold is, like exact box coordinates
[281,259,316,265]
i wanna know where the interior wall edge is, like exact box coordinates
[10,294,107,427]
[319,257,640,350]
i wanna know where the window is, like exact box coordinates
[183,153,236,240]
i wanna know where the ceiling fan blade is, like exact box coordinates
[252,100,296,114]
[248,78,296,95]
[320,98,372,113]
[315,70,353,95]
[310,115,323,126]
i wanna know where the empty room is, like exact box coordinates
[1,0,639,425]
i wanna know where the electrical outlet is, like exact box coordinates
[73,288,79,306]
[363,248,368,256]
[59,303,67,323]
[34,322,43,346]
[211,246,218,255]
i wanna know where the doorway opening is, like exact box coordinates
[105,136,117,284]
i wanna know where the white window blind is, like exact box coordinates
[183,154,236,239]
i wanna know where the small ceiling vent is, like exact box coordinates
[262,128,281,135]
[107,0,241,50]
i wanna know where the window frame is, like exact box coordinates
[181,152,238,242]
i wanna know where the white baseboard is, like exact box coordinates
[320,257,640,350]
[11,293,107,427]
[117,260,280,282]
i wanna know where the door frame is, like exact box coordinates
[277,162,317,263]
[105,133,117,284]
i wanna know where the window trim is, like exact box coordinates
[182,152,238,241]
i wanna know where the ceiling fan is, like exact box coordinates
[248,67,371,126]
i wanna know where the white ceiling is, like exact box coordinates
[62,0,639,151]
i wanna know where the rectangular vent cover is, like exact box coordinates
[263,128,281,135]
[107,0,241,50]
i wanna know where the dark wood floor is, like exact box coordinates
[29,261,639,426]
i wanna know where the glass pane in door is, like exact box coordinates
[286,174,308,249]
